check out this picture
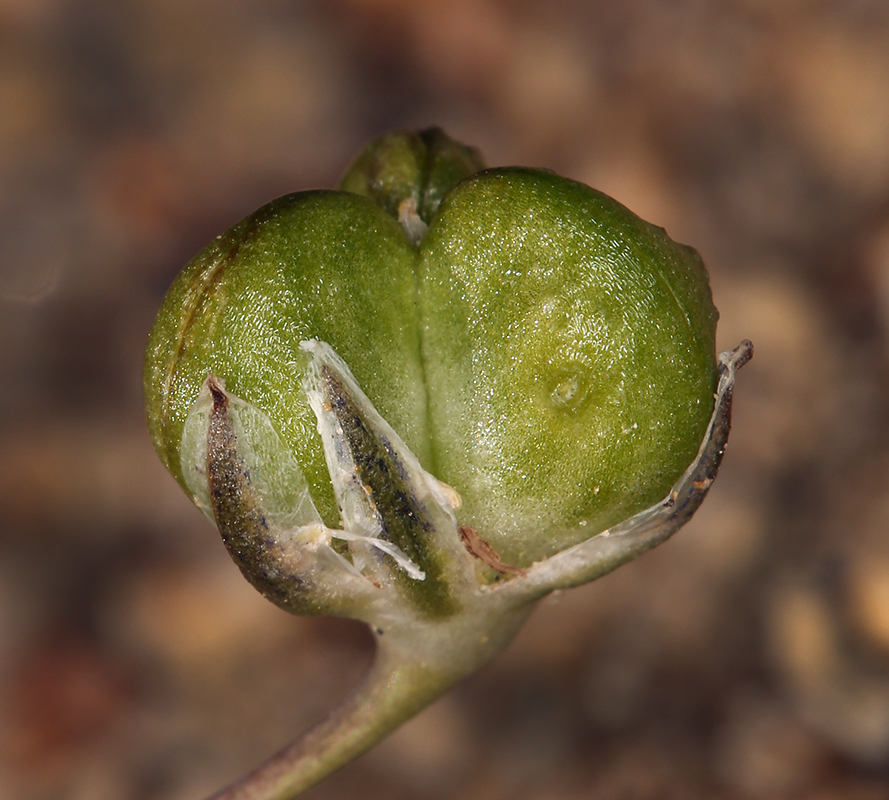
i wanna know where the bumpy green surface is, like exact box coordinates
[419,169,717,564]
[145,142,717,567]
[144,192,427,525]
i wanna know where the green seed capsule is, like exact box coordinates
[144,129,742,799]
[144,130,717,580]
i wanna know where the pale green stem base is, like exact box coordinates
[206,601,535,800]
[208,646,456,800]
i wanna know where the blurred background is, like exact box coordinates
[2,1,889,798]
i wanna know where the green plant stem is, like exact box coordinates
[207,645,455,800]
[206,598,535,800]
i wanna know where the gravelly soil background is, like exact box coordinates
[2,2,889,798]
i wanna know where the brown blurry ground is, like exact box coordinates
[2,1,889,798]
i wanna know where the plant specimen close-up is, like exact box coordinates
[8,3,889,799]
[144,128,751,799]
